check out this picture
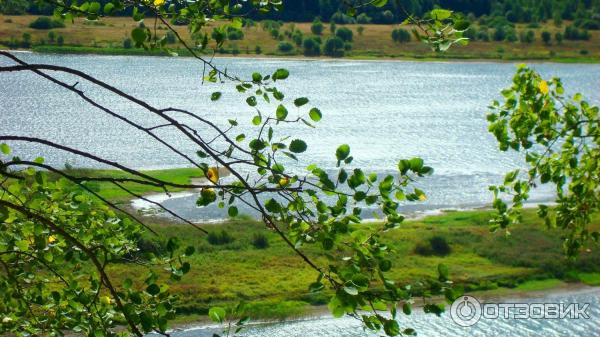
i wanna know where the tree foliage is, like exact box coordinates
[488,65,600,257]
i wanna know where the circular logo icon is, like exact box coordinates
[450,295,482,327]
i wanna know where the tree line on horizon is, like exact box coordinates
[2,0,600,27]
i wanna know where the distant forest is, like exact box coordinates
[2,0,600,25]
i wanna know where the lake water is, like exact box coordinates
[2,53,600,336]
[1,53,599,221]
[153,287,600,337]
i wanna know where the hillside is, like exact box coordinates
[1,15,600,61]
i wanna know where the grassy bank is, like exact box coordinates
[108,205,600,322]
[59,167,215,201]
[2,15,599,62]
[50,168,600,321]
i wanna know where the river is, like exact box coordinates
[1,53,599,221]
[152,287,600,337]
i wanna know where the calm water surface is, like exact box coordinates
[1,53,599,221]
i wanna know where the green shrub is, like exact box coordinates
[277,41,294,53]
[136,237,164,255]
[252,233,269,249]
[519,30,535,43]
[261,20,281,31]
[21,32,31,48]
[56,35,64,46]
[311,18,323,35]
[541,31,552,45]
[207,230,234,245]
[330,11,356,24]
[324,36,344,57]
[292,30,303,46]
[493,26,507,41]
[356,13,371,24]
[564,25,591,40]
[302,37,321,56]
[29,17,65,30]
[554,32,563,44]
[47,31,56,43]
[123,38,133,49]
[477,30,490,41]
[357,26,364,36]
[270,28,280,39]
[414,236,452,256]
[335,27,353,42]
[254,45,262,54]
[226,27,244,40]
[165,31,176,44]
[391,28,411,43]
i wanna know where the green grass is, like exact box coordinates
[100,205,600,322]
[42,168,600,321]
[515,279,565,291]
[59,167,207,201]
[576,272,600,286]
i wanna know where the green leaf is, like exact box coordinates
[131,27,147,44]
[309,108,322,122]
[211,92,222,101]
[294,97,309,107]
[146,284,160,295]
[246,96,257,107]
[0,143,10,155]
[403,302,412,315]
[372,0,388,7]
[430,9,452,20]
[228,206,238,217]
[409,157,424,171]
[209,307,226,323]
[252,72,262,82]
[185,246,195,256]
[379,259,392,272]
[252,115,262,126]
[289,139,307,153]
[383,320,400,336]
[103,2,115,14]
[272,68,289,81]
[89,1,101,13]
[265,198,281,213]
[196,188,217,207]
[276,104,288,120]
[343,286,358,295]
[336,144,350,161]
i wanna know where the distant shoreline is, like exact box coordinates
[13,45,600,64]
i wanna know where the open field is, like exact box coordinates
[39,167,600,321]
[1,15,600,61]
[93,181,600,322]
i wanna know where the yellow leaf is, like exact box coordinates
[47,235,56,244]
[153,0,165,6]
[207,167,219,184]
[418,194,427,201]
[100,296,111,305]
[278,177,289,187]
[539,80,549,94]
